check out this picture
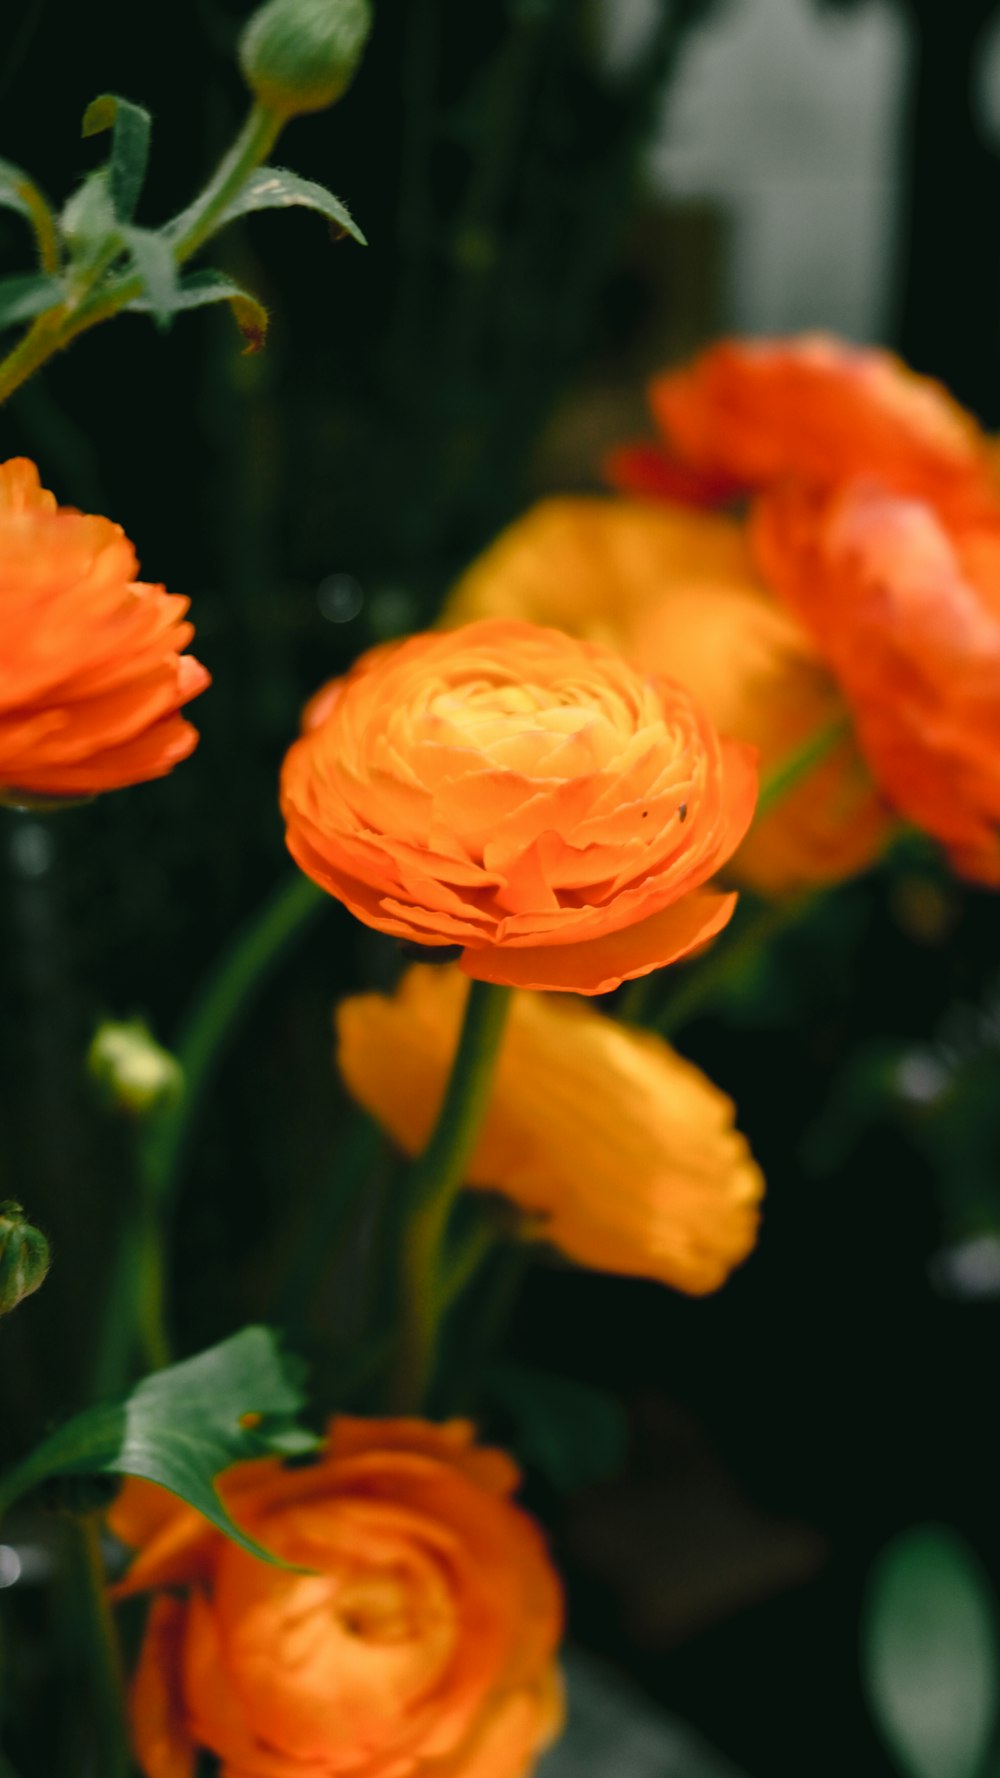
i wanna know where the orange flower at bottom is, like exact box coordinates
[336,965,763,1294]
[0,459,209,798]
[110,1418,564,1778]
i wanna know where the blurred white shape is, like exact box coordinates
[895,1053,951,1107]
[8,820,54,879]
[930,1234,1000,1302]
[317,573,364,623]
[593,0,662,79]
[0,1545,21,1588]
[645,0,908,339]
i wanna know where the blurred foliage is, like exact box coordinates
[863,1525,1000,1778]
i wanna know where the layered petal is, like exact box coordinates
[754,483,1000,883]
[281,618,757,988]
[609,334,1000,523]
[445,499,890,894]
[0,458,208,798]
[336,965,764,1294]
[114,1419,564,1778]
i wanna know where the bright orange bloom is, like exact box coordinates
[754,483,1000,884]
[607,335,1000,524]
[280,618,757,993]
[0,459,209,798]
[337,964,764,1293]
[110,1418,564,1778]
[446,500,891,894]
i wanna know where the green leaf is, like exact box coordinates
[125,268,269,352]
[0,159,61,273]
[485,1362,628,1494]
[215,165,366,245]
[0,1327,318,1566]
[0,273,63,333]
[82,94,152,224]
[863,1524,1000,1778]
[122,226,179,329]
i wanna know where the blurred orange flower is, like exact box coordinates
[607,334,1000,522]
[446,499,891,895]
[110,1417,564,1778]
[337,964,763,1293]
[0,458,209,799]
[755,482,1000,884]
[280,618,757,993]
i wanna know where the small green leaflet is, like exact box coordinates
[0,157,43,223]
[0,1327,319,1566]
[216,166,366,245]
[862,1524,1000,1778]
[126,268,269,352]
[82,95,152,225]
[0,273,63,333]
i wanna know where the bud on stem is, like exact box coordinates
[0,1202,50,1316]
[239,0,372,120]
[87,1018,183,1119]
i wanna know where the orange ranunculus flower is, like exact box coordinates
[110,1418,564,1778]
[754,482,1000,885]
[606,334,1000,523]
[280,618,757,993]
[336,964,763,1293]
[445,499,892,894]
[0,458,209,799]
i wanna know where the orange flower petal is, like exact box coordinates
[459,889,736,993]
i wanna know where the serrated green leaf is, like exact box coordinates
[126,268,268,353]
[0,272,63,332]
[215,165,366,245]
[0,1327,318,1566]
[863,1524,1000,1778]
[485,1362,628,1494]
[123,225,179,328]
[82,94,152,224]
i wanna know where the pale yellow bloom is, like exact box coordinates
[336,965,763,1295]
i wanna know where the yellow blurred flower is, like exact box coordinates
[336,965,764,1295]
[445,497,894,895]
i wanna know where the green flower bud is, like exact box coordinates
[239,0,372,119]
[87,1018,183,1119]
[0,1202,50,1316]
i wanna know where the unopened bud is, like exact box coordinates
[0,1203,50,1316]
[87,1018,183,1119]
[239,0,372,119]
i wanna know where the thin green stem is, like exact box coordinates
[91,872,326,1399]
[390,980,512,1413]
[654,894,814,1039]
[754,715,852,822]
[0,103,285,406]
[71,1516,130,1778]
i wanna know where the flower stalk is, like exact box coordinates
[390,979,512,1412]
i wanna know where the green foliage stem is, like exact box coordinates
[389,979,512,1413]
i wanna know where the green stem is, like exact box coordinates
[0,103,284,406]
[654,894,814,1039]
[91,872,326,1399]
[754,715,852,822]
[389,980,512,1413]
[71,1516,130,1778]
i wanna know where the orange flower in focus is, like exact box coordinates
[280,618,757,993]
[0,459,209,798]
[755,484,1000,884]
[337,964,763,1293]
[607,335,1000,522]
[446,500,891,894]
[110,1418,564,1778]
